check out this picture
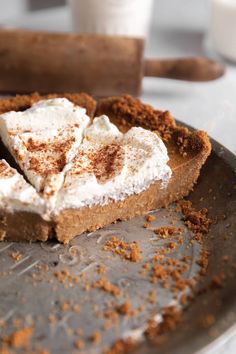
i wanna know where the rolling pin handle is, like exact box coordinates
[144,57,225,82]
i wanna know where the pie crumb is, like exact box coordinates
[146,214,156,222]
[91,331,102,345]
[116,301,132,315]
[10,251,22,262]
[2,327,34,349]
[154,227,182,237]
[74,339,85,350]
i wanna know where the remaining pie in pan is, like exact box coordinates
[0,93,211,243]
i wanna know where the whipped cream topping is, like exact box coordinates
[85,115,122,142]
[0,98,90,199]
[0,100,172,218]
[56,115,172,211]
[0,159,45,214]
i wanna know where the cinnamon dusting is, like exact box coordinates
[68,142,124,184]
[26,133,76,176]
[0,161,14,178]
[92,143,124,183]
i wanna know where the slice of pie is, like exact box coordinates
[0,93,211,243]
[0,98,91,201]
[0,159,51,242]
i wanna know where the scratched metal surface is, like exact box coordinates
[0,138,236,354]
[0,205,201,353]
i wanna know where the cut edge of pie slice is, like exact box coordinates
[0,159,52,242]
[0,93,211,244]
[0,92,96,242]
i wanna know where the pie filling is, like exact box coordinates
[0,98,172,220]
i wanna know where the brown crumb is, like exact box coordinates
[201,314,216,328]
[145,306,181,341]
[168,242,177,249]
[103,237,142,262]
[180,295,188,306]
[72,304,80,314]
[129,244,142,262]
[74,339,85,350]
[10,251,22,262]
[177,200,211,235]
[148,250,193,294]
[101,310,119,322]
[142,263,150,271]
[197,249,209,275]
[91,331,102,345]
[146,214,156,222]
[173,126,207,156]
[54,269,80,285]
[116,301,132,315]
[2,327,33,349]
[222,255,229,263]
[210,272,226,289]
[93,277,121,296]
[154,227,182,238]
[0,345,11,354]
[143,223,150,229]
[101,312,119,331]
[97,265,106,274]
[60,303,69,312]
[103,337,136,354]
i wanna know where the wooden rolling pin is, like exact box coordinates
[0,29,225,96]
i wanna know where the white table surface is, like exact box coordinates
[0,2,236,353]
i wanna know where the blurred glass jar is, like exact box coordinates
[209,0,236,62]
[68,0,153,38]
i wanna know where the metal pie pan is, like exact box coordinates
[0,122,235,354]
